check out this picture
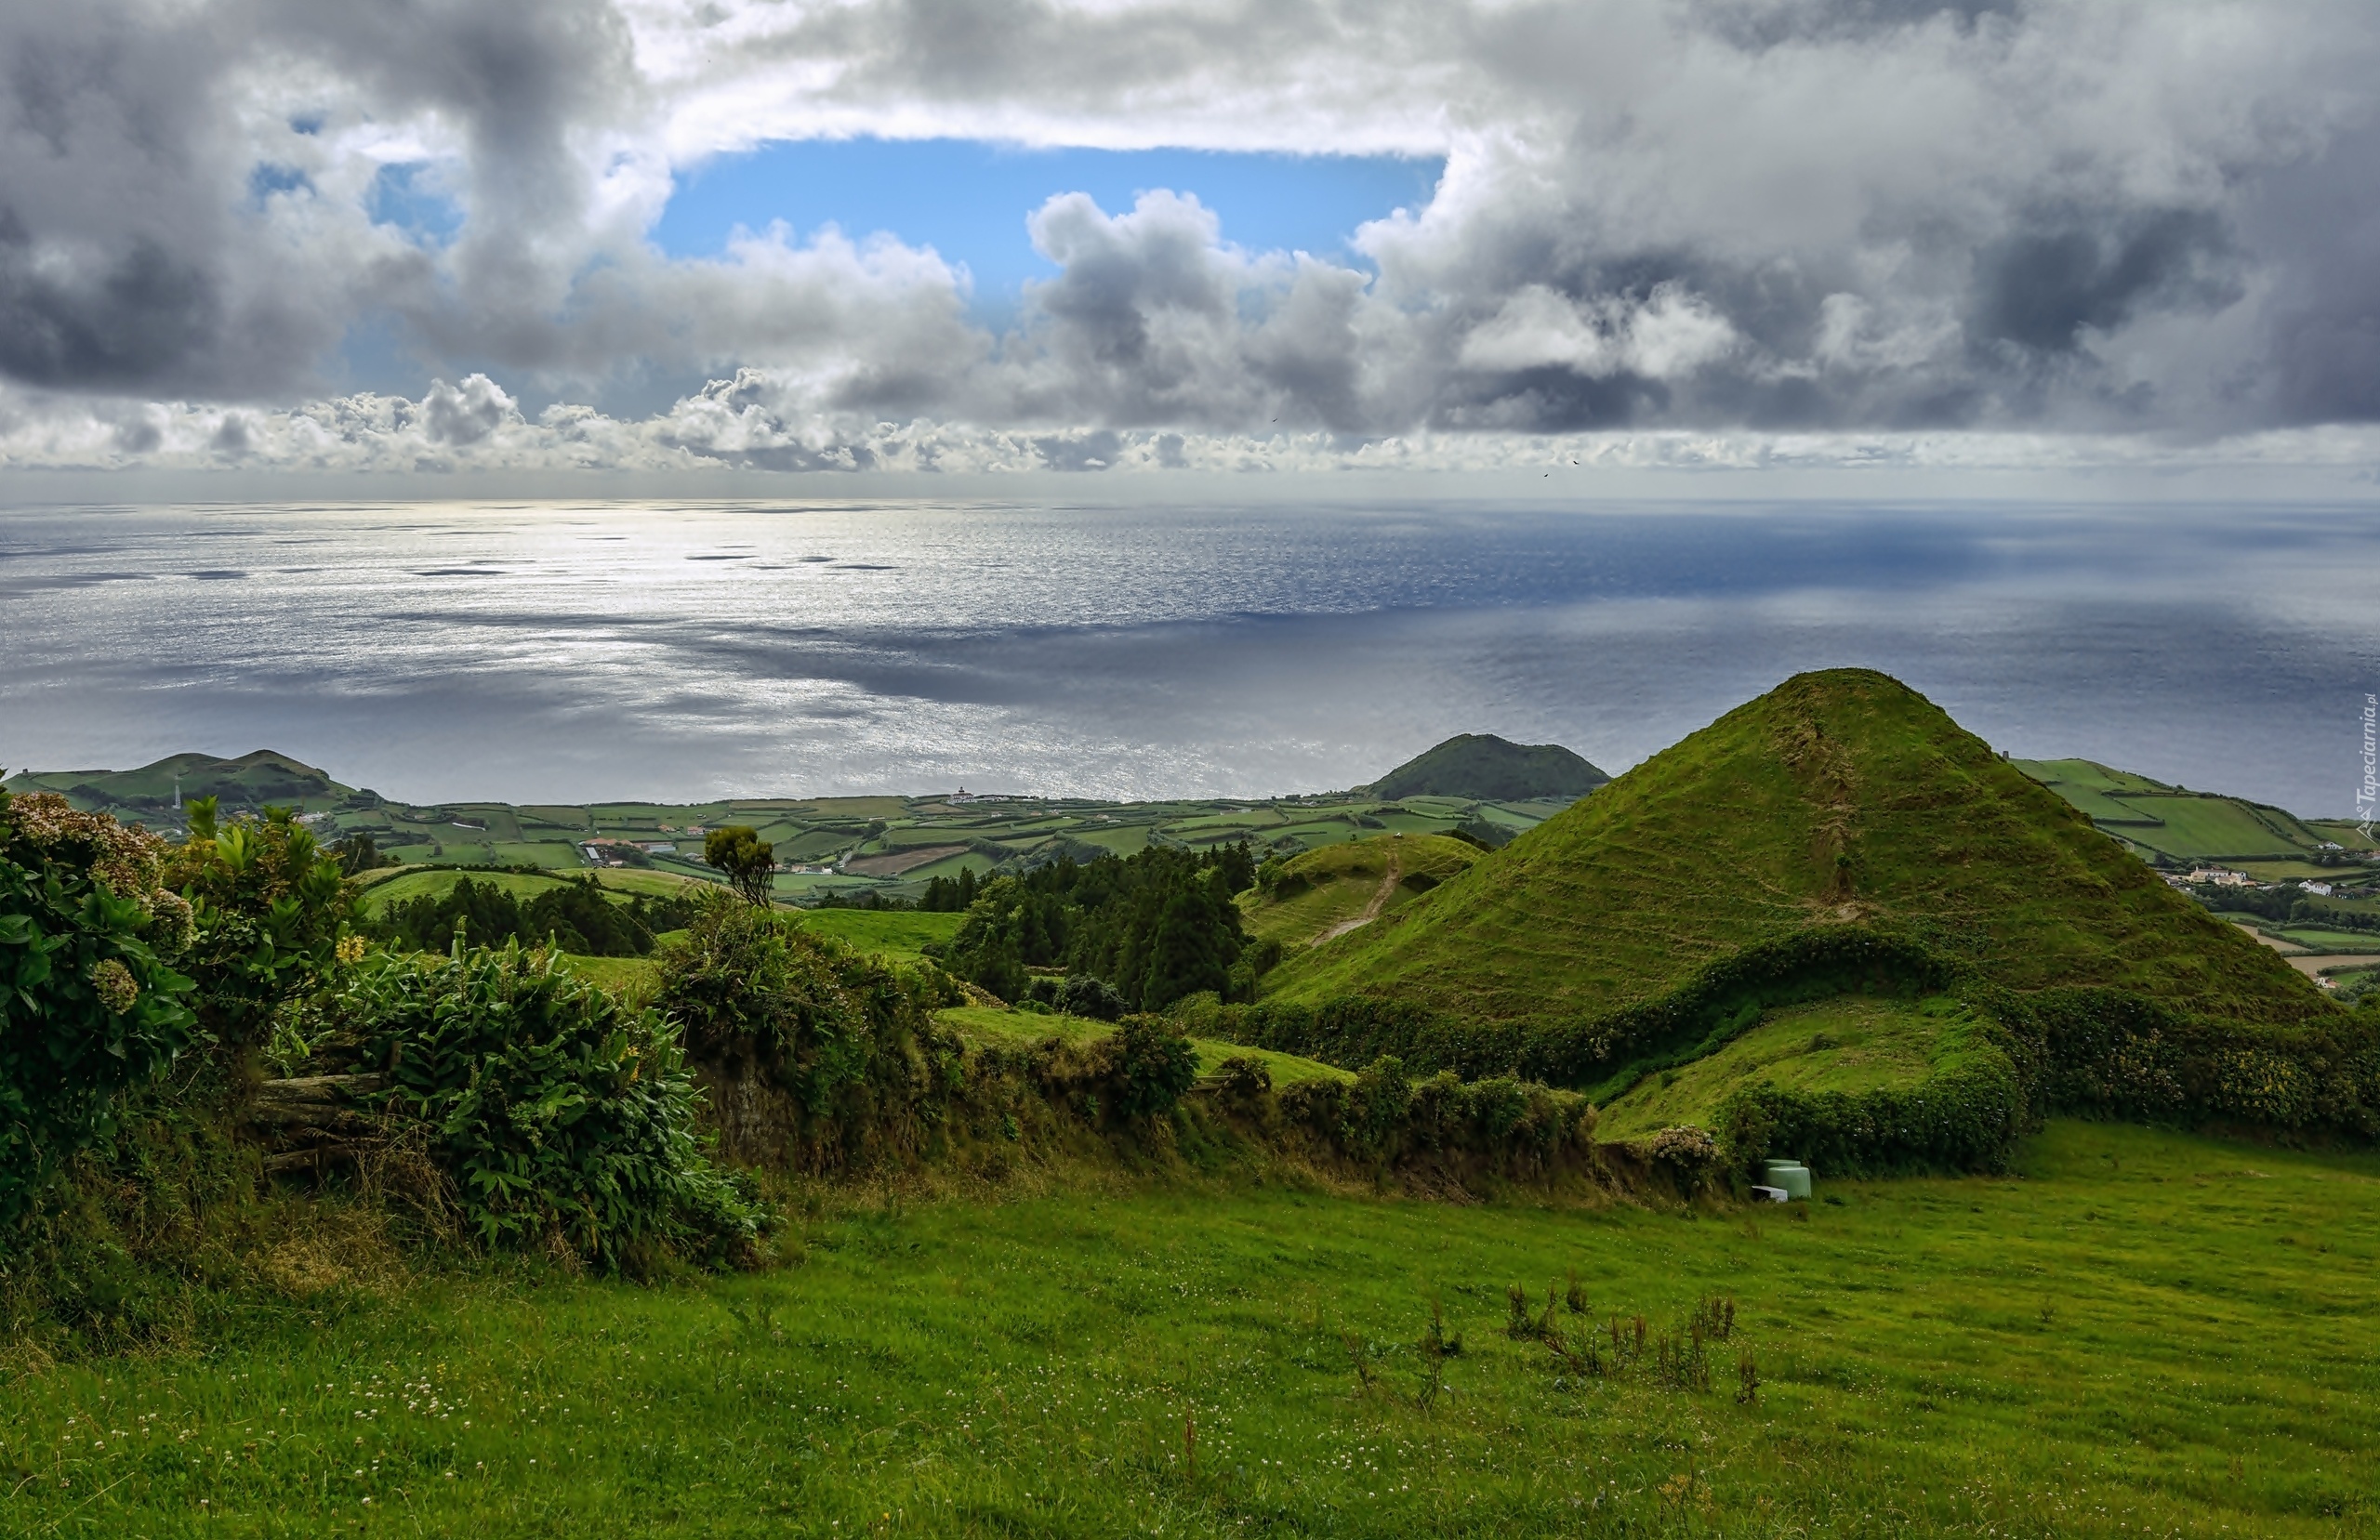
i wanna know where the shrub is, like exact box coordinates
[1097,1017,1200,1120]
[1213,1054,1273,1099]
[0,790,199,1224]
[354,941,758,1269]
[653,893,963,1167]
[163,798,351,1060]
[1645,1125,1720,1180]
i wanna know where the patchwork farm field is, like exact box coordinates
[5,1122,2373,1538]
[11,757,1571,908]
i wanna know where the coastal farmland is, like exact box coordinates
[6,755,1576,908]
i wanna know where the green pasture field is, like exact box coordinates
[2013,757,2177,794]
[936,1006,1351,1087]
[793,909,964,961]
[557,954,660,994]
[2114,796,2311,860]
[354,867,711,915]
[2269,928,2380,954]
[356,869,579,914]
[888,851,1000,886]
[6,1120,2372,1537]
[2235,860,2373,882]
[1594,996,1976,1139]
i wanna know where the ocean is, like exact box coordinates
[3,496,2375,816]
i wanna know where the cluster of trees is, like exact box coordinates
[364,876,700,956]
[918,866,983,912]
[932,843,1263,1012]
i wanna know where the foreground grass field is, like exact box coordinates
[4,1121,2373,1537]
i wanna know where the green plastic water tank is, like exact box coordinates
[1763,1160,1812,1201]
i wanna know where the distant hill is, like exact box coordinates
[2011,757,2371,866]
[1268,669,2326,1034]
[1365,733,1607,802]
[5,750,355,823]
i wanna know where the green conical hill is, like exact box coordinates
[1263,669,2325,1031]
[1366,733,1607,801]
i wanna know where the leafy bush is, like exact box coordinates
[653,894,963,1167]
[0,790,198,1223]
[2029,986,2380,1138]
[1095,1017,1201,1120]
[163,797,351,1059]
[352,941,758,1268]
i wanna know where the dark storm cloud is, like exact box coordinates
[0,0,2377,458]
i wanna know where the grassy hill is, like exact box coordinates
[1366,731,1608,801]
[1237,833,1481,953]
[1265,669,2326,1033]
[4,749,352,819]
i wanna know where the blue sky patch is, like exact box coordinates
[651,138,1442,304]
[369,162,464,245]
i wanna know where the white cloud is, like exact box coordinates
[3,0,2380,477]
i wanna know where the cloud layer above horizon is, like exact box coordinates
[5,0,2379,476]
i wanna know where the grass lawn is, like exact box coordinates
[1594,996,1975,1139]
[794,909,964,961]
[557,954,660,994]
[4,1122,2372,1536]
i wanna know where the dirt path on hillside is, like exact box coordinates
[1316,845,1401,944]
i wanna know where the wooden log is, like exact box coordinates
[247,1073,385,1127]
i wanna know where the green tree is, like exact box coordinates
[704,825,776,906]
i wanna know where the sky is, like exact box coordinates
[3,0,2379,484]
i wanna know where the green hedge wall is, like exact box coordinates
[1712,1013,2032,1177]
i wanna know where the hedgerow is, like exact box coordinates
[652,894,966,1169]
[0,789,198,1224]
[1712,1019,2032,1177]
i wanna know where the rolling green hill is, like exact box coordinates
[1265,669,2326,1033]
[1237,833,1482,952]
[1366,732,1608,801]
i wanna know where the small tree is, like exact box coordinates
[704,825,776,906]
